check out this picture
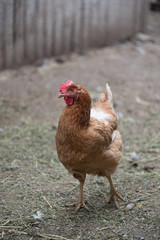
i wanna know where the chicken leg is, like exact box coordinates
[66,172,89,211]
[106,175,125,208]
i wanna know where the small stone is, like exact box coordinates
[150,110,158,116]
[137,47,146,56]
[5,163,19,171]
[130,152,139,162]
[54,56,67,64]
[0,200,6,204]
[113,100,123,108]
[155,149,160,153]
[116,112,124,120]
[96,180,104,185]
[132,231,146,239]
[0,128,4,132]
[127,108,132,113]
[51,124,58,130]
[127,117,135,123]
[123,235,128,238]
[136,33,154,43]
[125,203,135,211]
[144,164,155,171]
[20,102,28,110]
[59,191,69,196]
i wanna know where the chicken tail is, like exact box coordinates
[100,83,113,105]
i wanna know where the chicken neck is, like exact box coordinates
[63,91,91,128]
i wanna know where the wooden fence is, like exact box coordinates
[0,0,149,69]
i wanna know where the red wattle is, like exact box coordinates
[64,97,74,106]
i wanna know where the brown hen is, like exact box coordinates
[56,81,125,211]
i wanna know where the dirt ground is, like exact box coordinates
[0,12,160,240]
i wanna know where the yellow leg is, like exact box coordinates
[66,173,89,211]
[106,175,125,208]
[76,180,89,211]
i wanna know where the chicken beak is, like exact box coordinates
[58,92,66,98]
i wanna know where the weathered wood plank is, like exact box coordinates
[107,0,133,43]
[91,0,99,48]
[35,0,44,60]
[24,0,36,62]
[98,0,111,47]
[98,0,107,47]
[50,0,56,56]
[141,0,149,32]
[86,0,94,49]
[42,0,47,57]
[3,0,14,68]
[70,0,76,52]
[14,0,25,66]
[82,0,91,51]
[103,0,110,45]
[136,0,144,32]
[45,0,54,57]
[74,0,82,53]
[0,0,4,69]
[105,0,116,44]
[92,0,106,48]
[54,0,64,55]
[79,0,86,54]
[62,0,73,55]
[0,0,149,69]
[118,0,135,40]
[96,0,103,47]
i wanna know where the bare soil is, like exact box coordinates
[0,12,160,240]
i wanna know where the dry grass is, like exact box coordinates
[0,109,160,239]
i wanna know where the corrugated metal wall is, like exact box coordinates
[0,0,149,69]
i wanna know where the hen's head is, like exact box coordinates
[58,80,82,106]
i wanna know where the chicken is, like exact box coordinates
[56,80,125,211]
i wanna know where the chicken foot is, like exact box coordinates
[106,175,125,208]
[66,172,89,211]
[66,180,89,211]
[66,180,88,211]
[66,201,88,211]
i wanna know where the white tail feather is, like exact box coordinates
[100,82,113,104]
[91,82,114,125]
[105,83,112,103]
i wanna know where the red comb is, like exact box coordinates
[60,80,74,92]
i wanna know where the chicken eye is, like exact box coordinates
[69,89,74,92]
